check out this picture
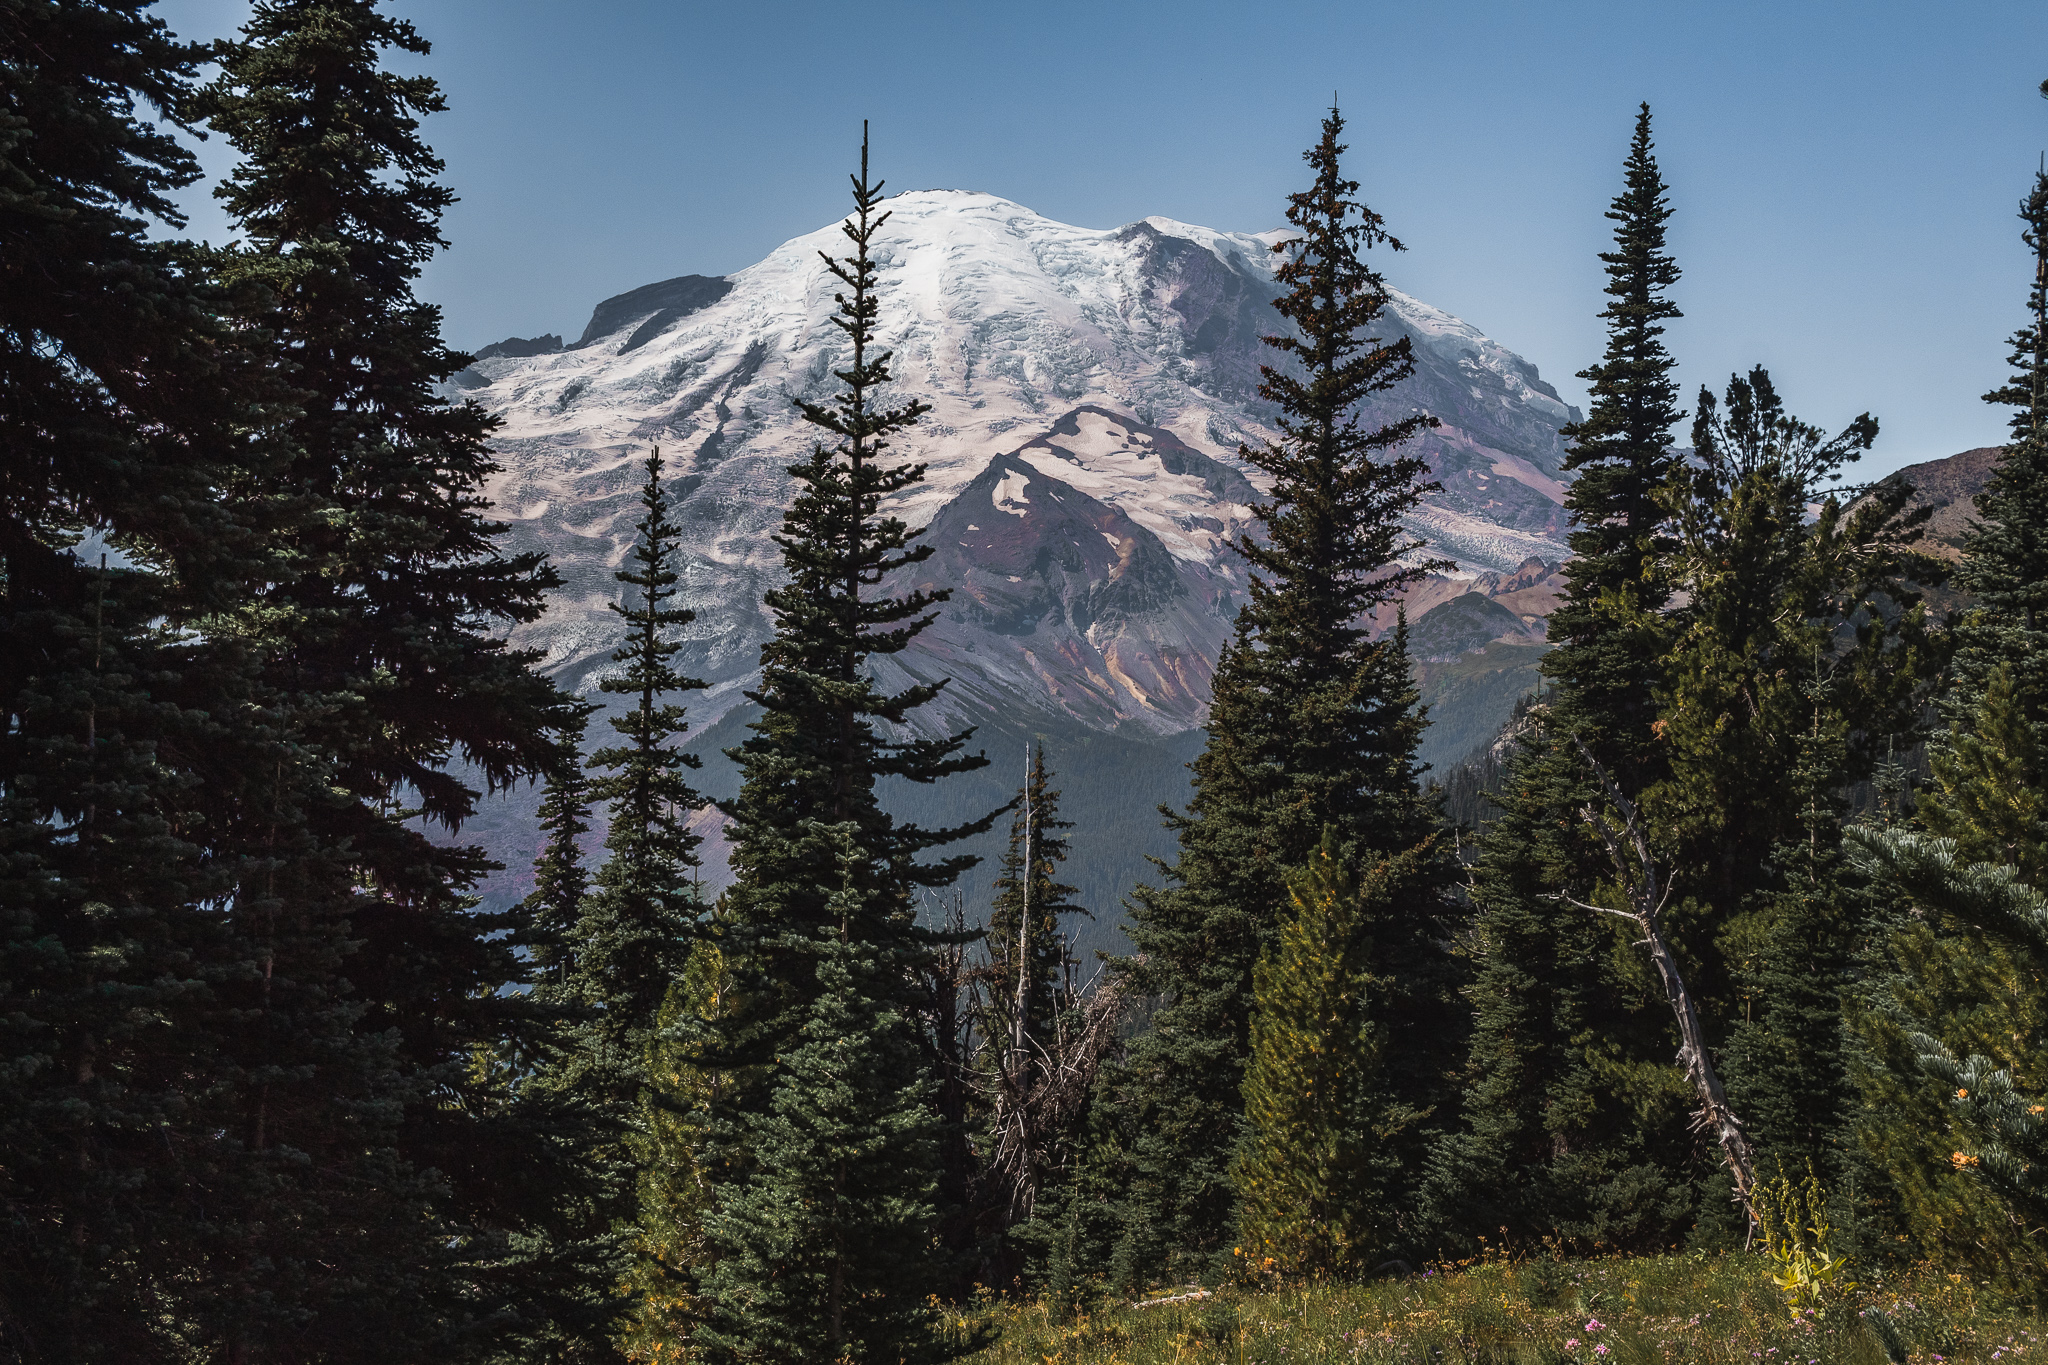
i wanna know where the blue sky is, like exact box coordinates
[157,0,2048,478]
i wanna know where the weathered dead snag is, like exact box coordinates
[1564,736,1761,1229]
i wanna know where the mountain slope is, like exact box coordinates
[456,191,1586,917]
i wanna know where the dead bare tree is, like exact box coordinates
[978,941,1125,1224]
[1563,735,1761,1228]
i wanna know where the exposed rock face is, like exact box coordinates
[1874,445,2000,562]
[454,192,1593,913]
[463,191,1581,743]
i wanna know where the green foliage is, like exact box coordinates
[699,841,951,1365]
[1438,106,1698,1255]
[622,936,731,1362]
[1546,103,1687,794]
[1653,366,1933,1197]
[1754,1167,1856,1316]
[1921,666,2047,880]
[698,129,987,1365]
[575,446,707,1086]
[1849,828,2048,1296]
[1112,103,1450,1282]
[198,1,590,1352]
[1951,143,2048,735]
[1235,834,1437,1277]
[0,3,445,1356]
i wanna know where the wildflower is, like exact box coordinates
[1566,1340,1580,1351]
[1958,1088,1969,1099]
[1595,1348,1609,1358]
[1585,1319,1605,1332]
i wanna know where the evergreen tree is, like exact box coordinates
[1235,834,1439,1276]
[0,4,399,1355]
[1544,103,1688,792]
[527,704,601,998]
[1950,130,2048,737]
[624,935,730,1363]
[489,702,647,1365]
[704,853,945,1365]
[695,127,990,1365]
[1431,105,1704,1252]
[1920,666,2048,879]
[198,0,582,1348]
[1847,87,2048,1299]
[1849,822,2048,1300]
[573,445,707,1099]
[1654,369,1931,1202]
[1110,104,1454,1283]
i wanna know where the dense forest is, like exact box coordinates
[6,2,2048,1362]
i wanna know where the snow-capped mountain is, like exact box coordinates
[464,190,1581,748]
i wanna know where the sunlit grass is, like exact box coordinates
[949,1256,2044,1365]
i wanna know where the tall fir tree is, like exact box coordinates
[197,0,585,1348]
[572,446,707,1102]
[1545,102,1688,793]
[491,701,648,1365]
[1851,104,2048,1296]
[1234,834,1440,1276]
[1430,105,1704,1252]
[1654,369,1932,1215]
[1945,107,2048,833]
[1109,105,1455,1282]
[0,3,410,1356]
[498,441,712,1365]
[694,127,991,1365]
[624,933,730,1363]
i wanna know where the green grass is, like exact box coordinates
[946,1256,2045,1365]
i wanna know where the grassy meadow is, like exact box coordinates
[950,1256,2042,1365]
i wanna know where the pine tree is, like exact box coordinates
[574,446,707,1097]
[703,853,946,1365]
[695,126,991,1365]
[1235,834,1438,1276]
[1849,823,2048,1299]
[1431,105,1700,1252]
[0,4,394,1355]
[1649,368,1928,1235]
[197,0,581,1347]
[624,934,730,1363]
[527,704,601,998]
[1109,104,1454,1283]
[1846,88,2048,1299]
[1950,137,2048,733]
[486,701,646,1365]
[1547,102,1687,792]
[1920,666,2048,879]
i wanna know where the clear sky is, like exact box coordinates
[156,0,2048,479]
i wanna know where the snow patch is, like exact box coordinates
[993,469,1031,515]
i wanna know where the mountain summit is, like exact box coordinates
[468,190,1579,738]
